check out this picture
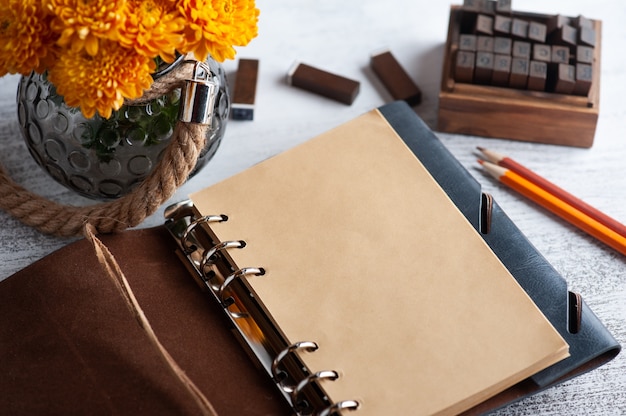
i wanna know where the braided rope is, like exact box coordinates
[0,60,206,237]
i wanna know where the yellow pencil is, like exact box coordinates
[478,147,626,238]
[479,160,626,256]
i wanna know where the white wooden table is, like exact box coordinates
[1,1,624,414]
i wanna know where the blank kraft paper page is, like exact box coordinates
[190,109,569,415]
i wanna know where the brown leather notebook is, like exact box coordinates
[0,226,291,416]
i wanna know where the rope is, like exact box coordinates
[1,59,220,415]
[0,60,204,237]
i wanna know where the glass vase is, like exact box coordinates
[16,56,229,200]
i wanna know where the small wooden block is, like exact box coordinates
[509,57,529,88]
[573,15,594,30]
[551,25,578,49]
[493,15,512,35]
[482,0,496,14]
[463,0,486,13]
[547,15,571,34]
[511,19,529,38]
[287,62,360,105]
[475,14,494,35]
[231,58,259,120]
[576,45,594,64]
[578,27,596,47]
[528,61,548,91]
[533,44,552,62]
[573,63,593,96]
[553,63,576,94]
[476,36,494,52]
[495,0,512,13]
[512,41,531,59]
[475,52,494,84]
[493,37,512,55]
[459,34,478,51]
[528,21,547,43]
[551,45,570,64]
[455,51,475,83]
[370,50,422,106]
[491,54,512,86]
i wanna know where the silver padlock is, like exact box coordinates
[179,61,219,125]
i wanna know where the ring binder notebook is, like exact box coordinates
[0,102,619,416]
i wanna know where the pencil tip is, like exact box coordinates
[477,146,485,151]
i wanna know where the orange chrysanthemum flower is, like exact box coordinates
[48,41,155,119]
[0,0,57,77]
[178,0,259,62]
[47,0,125,57]
[117,0,185,62]
[2,0,259,118]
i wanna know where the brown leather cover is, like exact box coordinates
[0,226,291,416]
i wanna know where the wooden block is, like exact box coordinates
[475,14,494,35]
[578,27,596,47]
[509,57,529,88]
[547,15,571,34]
[287,62,360,104]
[511,19,529,38]
[455,50,475,83]
[550,24,578,49]
[231,58,259,120]
[512,41,531,58]
[527,61,548,91]
[493,15,512,35]
[493,37,512,55]
[551,45,570,64]
[463,0,486,13]
[573,15,594,30]
[553,63,576,94]
[533,44,552,62]
[491,54,512,86]
[495,0,512,13]
[370,49,422,106]
[465,0,496,14]
[573,63,593,96]
[475,52,494,84]
[482,1,496,14]
[477,35,494,52]
[528,21,547,43]
[576,45,594,64]
[459,34,478,51]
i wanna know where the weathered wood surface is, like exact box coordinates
[1,1,624,414]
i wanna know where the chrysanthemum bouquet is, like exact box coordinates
[0,0,259,119]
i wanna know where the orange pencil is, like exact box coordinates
[479,160,626,256]
[478,147,626,238]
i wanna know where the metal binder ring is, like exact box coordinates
[218,267,265,305]
[319,400,360,416]
[181,214,227,253]
[272,341,319,392]
[200,240,246,287]
[291,370,339,403]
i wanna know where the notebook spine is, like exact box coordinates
[164,200,360,415]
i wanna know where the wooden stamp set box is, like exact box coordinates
[438,4,602,148]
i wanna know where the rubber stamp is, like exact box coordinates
[231,58,259,120]
[370,49,422,106]
[287,62,360,105]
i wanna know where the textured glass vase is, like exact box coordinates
[16,57,229,200]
